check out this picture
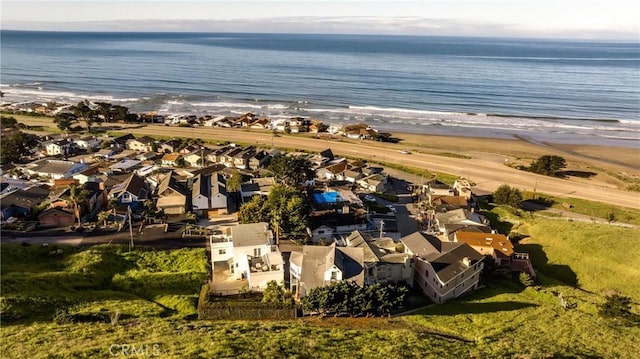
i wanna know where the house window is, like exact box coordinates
[368,267,373,275]
[318,230,325,234]
[218,249,226,255]
[425,270,429,278]
[254,248,261,257]
[331,271,338,280]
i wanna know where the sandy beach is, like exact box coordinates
[12,115,640,209]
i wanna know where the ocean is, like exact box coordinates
[1,30,639,146]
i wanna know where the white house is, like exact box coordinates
[45,138,74,156]
[357,174,386,193]
[74,136,101,150]
[209,222,284,292]
[401,231,484,304]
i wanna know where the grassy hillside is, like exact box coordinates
[0,244,209,323]
[518,219,640,300]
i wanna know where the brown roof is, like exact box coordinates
[454,232,514,257]
[161,153,182,162]
[431,195,468,207]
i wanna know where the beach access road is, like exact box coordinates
[122,125,640,210]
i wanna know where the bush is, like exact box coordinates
[494,184,523,208]
[519,272,534,287]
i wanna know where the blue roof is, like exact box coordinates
[313,191,342,204]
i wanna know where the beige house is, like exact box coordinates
[156,172,188,215]
[401,231,484,304]
[345,231,414,286]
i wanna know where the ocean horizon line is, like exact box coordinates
[1,28,638,44]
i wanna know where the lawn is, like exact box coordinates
[518,219,640,300]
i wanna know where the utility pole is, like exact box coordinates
[128,205,134,251]
[379,220,385,239]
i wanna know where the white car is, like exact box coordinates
[399,150,411,154]
[364,195,377,202]
[386,205,397,213]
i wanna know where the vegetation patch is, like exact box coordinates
[0,244,208,323]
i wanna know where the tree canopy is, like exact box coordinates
[268,154,316,187]
[0,130,39,165]
[238,184,311,236]
[528,155,567,177]
[493,184,523,208]
[302,281,407,317]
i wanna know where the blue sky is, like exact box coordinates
[2,0,639,39]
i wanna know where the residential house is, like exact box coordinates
[317,162,348,181]
[289,243,365,299]
[240,177,275,202]
[310,224,335,243]
[191,173,228,218]
[430,195,469,212]
[109,159,141,174]
[232,146,257,170]
[184,151,207,168]
[401,231,484,303]
[93,148,117,159]
[0,186,50,221]
[203,115,226,127]
[75,136,102,150]
[209,222,284,291]
[159,139,181,154]
[328,124,342,135]
[179,144,201,155]
[423,180,454,197]
[44,138,74,156]
[357,174,386,193]
[222,147,244,168]
[136,152,160,162]
[249,150,271,169]
[249,117,271,130]
[161,153,183,167]
[452,232,514,266]
[126,136,156,152]
[25,159,87,180]
[453,179,473,200]
[343,169,364,183]
[73,166,102,184]
[112,134,135,149]
[156,172,188,215]
[345,230,414,286]
[38,207,76,227]
[435,208,488,235]
[308,210,371,241]
[108,173,150,207]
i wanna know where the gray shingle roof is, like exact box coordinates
[231,222,272,247]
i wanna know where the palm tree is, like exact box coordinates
[67,184,88,227]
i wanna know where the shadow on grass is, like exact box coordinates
[419,301,538,316]
[517,243,578,287]
[479,206,514,235]
[557,170,597,179]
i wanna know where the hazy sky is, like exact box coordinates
[2,0,639,39]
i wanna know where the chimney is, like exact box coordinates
[462,257,471,267]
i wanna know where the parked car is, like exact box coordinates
[386,204,397,213]
[364,195,377,202]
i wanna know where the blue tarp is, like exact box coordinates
[313,192,342,204]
